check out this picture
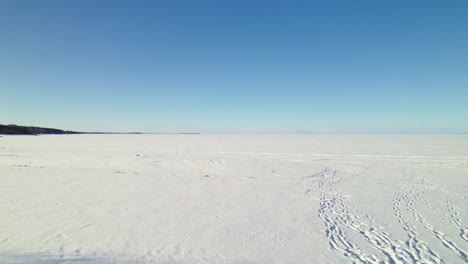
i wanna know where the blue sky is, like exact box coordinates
[1,1,467,133]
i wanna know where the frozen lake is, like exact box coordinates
[0,135,467,264]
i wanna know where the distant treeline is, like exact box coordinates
[0,124,200,135]
[0,124,79,135]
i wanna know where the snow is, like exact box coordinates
[0,134,467,264]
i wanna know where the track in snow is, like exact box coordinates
[299,164,467,264]
[393,166,467,263]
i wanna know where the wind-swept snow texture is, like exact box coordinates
[0,135,467,264]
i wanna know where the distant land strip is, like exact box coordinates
[0,124,200,135]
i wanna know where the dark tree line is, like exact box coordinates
[0,124,79,135]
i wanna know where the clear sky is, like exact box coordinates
[1,1,467,133]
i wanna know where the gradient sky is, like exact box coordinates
[1,1,467,133]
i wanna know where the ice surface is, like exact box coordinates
[0,135,467,264]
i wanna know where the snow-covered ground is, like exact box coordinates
[0,134,467,264]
